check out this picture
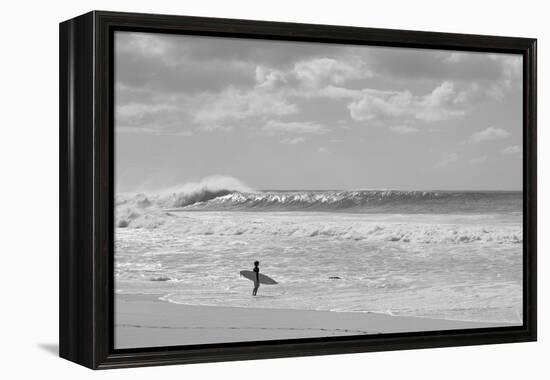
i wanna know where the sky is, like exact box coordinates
[115,31,523,192]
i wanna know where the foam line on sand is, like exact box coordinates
[115,293,518,349]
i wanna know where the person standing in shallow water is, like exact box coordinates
[252,261,260,296]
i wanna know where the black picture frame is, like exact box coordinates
[59,10,537,369]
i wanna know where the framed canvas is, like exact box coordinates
[59,11,537,369]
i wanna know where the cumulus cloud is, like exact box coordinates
[115,101,193,135]
[425,153,458,170]
[116,32,172,58]
[471,127,510,143]
[281,136,306,144]
[417,82,468,120]
[255,66,287,90]
[486,54,522,101]
[373,48,520,85]
[117,103,176,125]
[348,90,412,120]
[389,125,419,134]
[115,86,299,134]
[115,31,521,146]
[116,33,257,95]
[263,120,326,134]
[502,145,522,155]
[192,87,298,126]
[348,81,465,123]
[185,55,374,130]
[253,55,372,96]
[293,57,372,87]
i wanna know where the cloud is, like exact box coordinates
[263,120,326,134]
[486,54,522,101]
[115,100,194,135]
[389,125,419,134]
[309,85,361,99]
[502,145,522,155]
[442,52,469,64]
[115,32,521,140]
[425,153,458,170]
[117,102,177,119]
[348,81,465,123]
[252,54,372,98]
[452,83,480,105]
[293,57,372,88]
[348,90,412,120]
[471,127,510,143]
[187,53,373,129]
[192,87,298,126]
[317,147,329,153]
[364,49,522,104]
[255,67,287,90]
[370,48,520,84]
[116,32,171,57]
[117,103,172,125]
[115,33,257,95]
[115,85,300,134]
[254,59,372,98]
[281,137,306,144]
[470,155,488,164]
[412,82,467,121]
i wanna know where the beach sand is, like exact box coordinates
[115,294,517,349]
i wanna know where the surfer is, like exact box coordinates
[252,261,260,296]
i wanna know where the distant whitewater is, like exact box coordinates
[116,187,521,227]
[115,177,523,325]
[176,189,521,214]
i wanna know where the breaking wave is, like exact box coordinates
[177,190,521,214]
[115,176,521,230]
[116,176,252,227]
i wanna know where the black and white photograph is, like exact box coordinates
[113,31,524,349]
[2,0,546,376]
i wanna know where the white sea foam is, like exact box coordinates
[115,209,523,324]
[116,208,522,245]
[115,179,523,324]
[115,181,522,232]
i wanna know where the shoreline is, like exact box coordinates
[115,293,519,349]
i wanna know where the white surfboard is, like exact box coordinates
[240,270,278,285]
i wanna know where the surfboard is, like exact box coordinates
[240,270,278,285]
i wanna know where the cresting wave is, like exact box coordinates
[117,189,521,220]
[177,190,521,214]
[116,176,252,227]
[115,177,524,325]
[115,176,522,235]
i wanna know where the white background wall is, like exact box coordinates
[0,0,546,378]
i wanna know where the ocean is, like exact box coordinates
[115,188,523,325]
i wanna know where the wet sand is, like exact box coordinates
[115,294,516,348]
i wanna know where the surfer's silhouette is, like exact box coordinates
[252,261,260,296]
